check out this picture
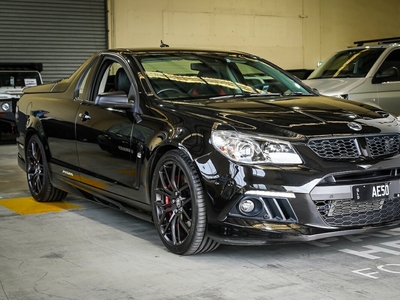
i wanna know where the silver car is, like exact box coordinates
[304,37,400,116]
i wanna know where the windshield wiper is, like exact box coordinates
[209,94,246,100]
[286,92,304,96]
[249,92,282,97]
[210,93,282,100]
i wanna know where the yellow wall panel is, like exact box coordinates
[109,0,400,69]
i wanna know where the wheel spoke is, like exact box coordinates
[181,206,191,221]
[169,163,178,191]
[158,167,171,191]
[178,182,189,194]
[33,172,42,190]
[175,166,182,191]
[181,196,192,207]
[31,141,40,163]
[154,187,172,199]
[158,205,173,224]
[170,214,178,244]
[27,148,36,168]
[155,198,172,209]
[179,217,190,234]
[167,211,192,245]
[161,213,172,235]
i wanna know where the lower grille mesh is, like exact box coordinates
[314,197,400,227]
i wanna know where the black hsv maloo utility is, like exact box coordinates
[16,48,400,255]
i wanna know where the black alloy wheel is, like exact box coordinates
[26,134,67,202]
[151,150,219,255]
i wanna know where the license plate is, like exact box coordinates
[353,182,390,202]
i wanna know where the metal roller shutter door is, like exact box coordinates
[0,0,107,83]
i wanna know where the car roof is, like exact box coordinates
[347,43,400,51]
[344,37,400,51]
[104,48,256,57]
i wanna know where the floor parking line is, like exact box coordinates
[0,197,83,215]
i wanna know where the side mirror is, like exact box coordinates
[96,91,134,110]
[373,66,400,83]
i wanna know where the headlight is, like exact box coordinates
[1,102,10,111]
[211,130,302,164]
[333,94,348,100]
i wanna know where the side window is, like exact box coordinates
[77,64,96,100]
[374,49,400,83]
[76,58,133,102]
[96,61,131,96]
[236,63,268,86]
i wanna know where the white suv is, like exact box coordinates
[303,37,400,115]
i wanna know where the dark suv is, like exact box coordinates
[0,63,43,141]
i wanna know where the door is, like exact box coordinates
[75,56,137,200]
[373,49,400,115]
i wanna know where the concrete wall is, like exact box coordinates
[107,0,400,69]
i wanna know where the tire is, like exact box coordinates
[26,134,68,202]
[151,150,219,255]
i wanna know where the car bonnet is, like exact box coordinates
[173,95,398,137]
[303,77,365,96]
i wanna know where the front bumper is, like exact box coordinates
[198,152,400,246]
[208,188,400,246]
[208,219,400,245]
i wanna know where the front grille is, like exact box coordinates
[314,197,400,227]
[308,134,400,160]
[366,135,400,158]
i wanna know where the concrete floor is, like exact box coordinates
[1,143,400,300]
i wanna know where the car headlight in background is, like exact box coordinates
[333,94,348,100]
[211,130,302,164]
[1,102,11,112]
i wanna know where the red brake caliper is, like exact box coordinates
[165,175,180,217]
[165,183,172,217]
[165,198,172,216]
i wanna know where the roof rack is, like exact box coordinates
[354,37,400,47]
[0,63,43,72]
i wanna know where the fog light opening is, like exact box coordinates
[239,199,255,214]
[237,197,263,216]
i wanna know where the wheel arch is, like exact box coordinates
[24,126,52,167]
[146,143,204,207]
[147,144,178,199]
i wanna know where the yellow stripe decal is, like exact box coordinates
[0,197,83,215]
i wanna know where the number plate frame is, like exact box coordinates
[352,182,390,202]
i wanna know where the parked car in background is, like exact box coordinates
[0,63,43,141]
[286,69,314,80]
[16,48,400,255]
[304,37,400,116]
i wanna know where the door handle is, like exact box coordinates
[79,111,91,122]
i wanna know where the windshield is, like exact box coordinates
[136,53,313,100]
[308,48,384,79]
[0,71,41,88]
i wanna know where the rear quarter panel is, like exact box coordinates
[16,92,81,177]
